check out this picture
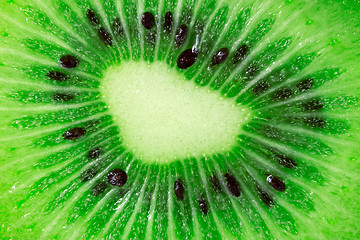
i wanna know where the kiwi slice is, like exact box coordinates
[0,0,359,239]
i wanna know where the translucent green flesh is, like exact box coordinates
[0,0,359,240]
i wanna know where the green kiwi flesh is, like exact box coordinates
[0,0,360,239]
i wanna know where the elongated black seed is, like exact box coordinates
[272,88,292,100]
[174,179,185,201]
[164,11,173,33]
[80,168,97,182]
[108,169,127,187]
[304,117,327,128]
[252,81,270,96]
[258,188,274,207]
[225,173,241,197]
[276,154,298,169]
[141,12,155,29]
[297,78,314,92]
[234,44,249,63]
[98,28,113,47]
[60,55,79,69]
[46,71,70,81]
[91,182,108,196]
[198,198,208,215]
[87,148,101,159]
[86,9,99,25]
[63,127,86,141]
[177,49,198,69]
[52,93,74,102]
[211,48,229,66]
[266,175,286,192]
[113,18,124,36]
[302,99,324,111]
[175,24,188,47]
[209,174,222,193]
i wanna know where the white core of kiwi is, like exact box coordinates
[101,61,252,163]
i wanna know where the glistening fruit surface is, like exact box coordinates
[0,0,359,239]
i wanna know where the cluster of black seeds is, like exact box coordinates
[87,9,113,47]
[48,9,331,218]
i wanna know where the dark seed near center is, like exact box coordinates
[209,174,222,193]
[98,27,113,47]
[234,44,249,63]
[225,173,241,197]
[163,11,173,33]
[86,9,100,25]
[177,49,198,69]
[63,127,86,141]
[175,24,188,47]
[198,198,208,215]
[60,55,79,69]
[211,48,229,66]
[266,175,286,192]
[46,71,69,81]
[107,168,127,187]
[174,179,185,201]
[141,12,155,29]
[257,188,274,207]
[276,154,298,169]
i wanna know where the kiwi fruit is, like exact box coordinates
[0,0,359,239]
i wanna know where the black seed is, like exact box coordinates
[276,154,298,169]
[52,93,74,102]
[98,28,113,47]
[198,198,208,215]
[86,9,99,25]
[302,99,324,112]
[175,24,188,47]
[252,81,270,96]
[80,168,97,182]
[234,44,249,63]
[304,117,327,128]
[164,11,173,33]
[272,88,292,100]
[209,174,222,193]
[60,55,79,69]
[258,188,274,207]
[296,78,314,92]
[174,179,185,201]
[177,49,198,69]
[225,173,241,197]
[91,182,108,196]
[266,175,286,192]
[63,127,86,141]
[87,148,102,159]
[113,18,124,36]
[141,12,155,29]
[107,169,127,187]
[211,48,229,66]
[46,71,70,81]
